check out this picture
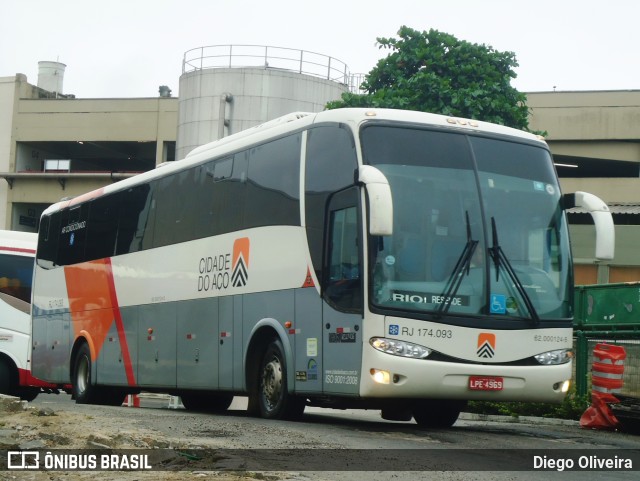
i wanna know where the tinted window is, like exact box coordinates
[36,214,59,269]
[154,168,199,247]
[0,253,34,303]
[305,125,358,281]
[193,155,248,237]
[85,195,118,260]
[244,134,301,228]
[325,188,362,312]
[116,184,154,255]
[57,203,89,266]
[361,125,471,170]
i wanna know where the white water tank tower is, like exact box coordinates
[37,60,66,95]
[177,45,350,159]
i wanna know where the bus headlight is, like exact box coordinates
[370,337,431,359]
[534,349,573,365]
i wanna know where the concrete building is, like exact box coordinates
[0,72,178,231]
[527,90,640,284]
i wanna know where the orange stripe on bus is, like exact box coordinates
[64,258,136,385]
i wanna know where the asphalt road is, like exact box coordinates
[26,392,640,481]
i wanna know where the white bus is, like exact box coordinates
[31,108,613,426]
[0,230,53,401]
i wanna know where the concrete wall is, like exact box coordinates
[528,91,640,278]
[0,76,25,228]
[1,86,178,231]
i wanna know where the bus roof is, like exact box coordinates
[0,230,37,256]
[42,108,545,216]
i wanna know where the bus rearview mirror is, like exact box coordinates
[358,166,393,236]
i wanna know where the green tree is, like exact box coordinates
[327,26,531,130]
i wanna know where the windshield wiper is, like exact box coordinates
[437,212,478,316]
[488,217,540,323]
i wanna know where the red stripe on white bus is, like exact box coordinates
[104,257,136,386]
[0,246,36,254]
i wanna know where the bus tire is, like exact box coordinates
[412,399,466,428]
[15,387,40,402]
[72,343,97,404]
[0,359,12,396]
[255,339,305,420]
[181,393,234,412]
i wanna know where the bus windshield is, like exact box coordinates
[363,124,572,321]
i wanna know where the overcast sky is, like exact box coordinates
[2,0,638,98]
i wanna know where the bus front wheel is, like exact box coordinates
[255,339,305,420]
[412,399,466,428]
[0,359,12,396]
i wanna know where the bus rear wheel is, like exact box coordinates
[255,339,305,420]
[72,343,125,406]
[73,344,97,404]
[412,400,466,428]
[181,393,234,412]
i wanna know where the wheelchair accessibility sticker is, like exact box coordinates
[490,294,506,314]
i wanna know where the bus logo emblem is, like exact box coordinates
[477,333,496,359]
[231,237,250,287]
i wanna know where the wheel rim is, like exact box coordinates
[76,355,89,395]
[261,355,283,412]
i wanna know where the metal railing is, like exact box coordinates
[573,283,640,398]
[182,45,350,85]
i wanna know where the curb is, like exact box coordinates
[459,412,579,427]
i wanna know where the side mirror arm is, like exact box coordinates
[563,191,615,260]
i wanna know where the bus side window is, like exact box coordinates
[85,195,118,261]
[116,184,154,255]
[36,214,59,269]
[305,124,358,284]
[324,193,362,312]
[57,203,89,266]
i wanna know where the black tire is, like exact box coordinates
[0,358,39,401]
[72,343,96,404]
[72,344,125,406]
[412,399,466,428]
[0,359,13,396]
[254,339,305,420]
[181,393,234,412]
[15,387,40,402]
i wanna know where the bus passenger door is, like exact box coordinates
[322,188,363,395]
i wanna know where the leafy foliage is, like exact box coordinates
[466,388,590,420]
[327,26,531,130]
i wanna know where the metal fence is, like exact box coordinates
[182,45,350,85]
[574,334,640,398]
[573,283,640,398]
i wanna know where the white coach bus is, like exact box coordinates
[0,230,53,401]
[31,108,613,426]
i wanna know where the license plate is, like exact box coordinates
[469,376,504,391]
